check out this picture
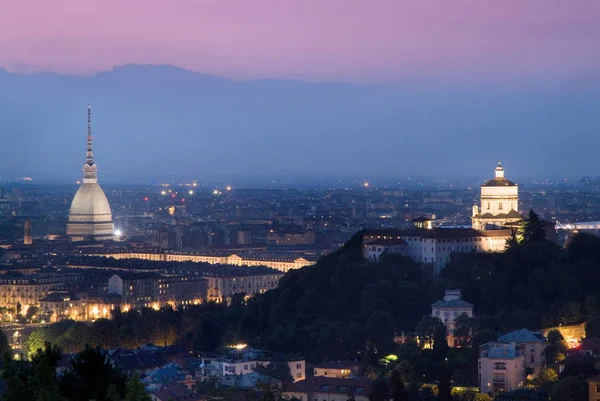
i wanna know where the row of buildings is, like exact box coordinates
[0,260,284,322]
[83,250,313,273]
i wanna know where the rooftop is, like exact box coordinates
[497,329,544,344]
[284,377,372,396]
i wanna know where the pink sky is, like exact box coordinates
[0,0,598,83]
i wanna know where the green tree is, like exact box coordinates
[473,394,491,401]
[59,345,126,401]
[520,210,547,244]
[415,316,444,349]
[545,329,567,367]
[107,385,122,401]
[550,376,587,401]
[25,328,48,358]
[586,315,600,337]
[454,314,474,348]
[254,357,293,383]
[394,360,415,383]
[124,373,151,401]
[437,363,452,401]
[389,369,409,401]
[25,306,40,322]
[30,343,64,401]
[432,323,448,361]
[257,380,281,401]
[505,230,520,250]
[0,327,12,359]
[3,342,64,401]
[531,367,558,391]
[368,378,390,401]
[364,310,397,355]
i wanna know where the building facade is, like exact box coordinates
[203,271,283,303]
[431,289,474,347]
[363,228,510,275]
[108,273,207,311]
[497,329,545,376]
[87,251,312,273]
[472,162,521,231]
[478,341,526,394]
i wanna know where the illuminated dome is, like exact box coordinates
[69,183,112,221]
[66,107,115,241]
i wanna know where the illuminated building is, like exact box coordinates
[86,251,313,273]
[431,289,473,347]
[472,162,521,231]
[66,107,115,241]
[478,329,545,393]
[478,342,526,393]
[363,228,510,275]
[108,273,207,310]
[313,361,361,378]
[203,270,282,303]
[0,276,63,311]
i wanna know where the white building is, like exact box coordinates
[478,329,545,394]
[472,162,521,231]
[497,329,545,376]
[431,289,474,347]
[66,107,115,241]
[363,228,510,275]
[363,238,407,261]
[478,341,526,394]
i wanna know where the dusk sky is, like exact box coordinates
[1,1,599,181]
[1,0,599,84]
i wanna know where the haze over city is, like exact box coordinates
[0,0,599,181]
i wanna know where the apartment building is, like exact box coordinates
[478,341,526,394]
[497,329,545,376]
[203,268,283,303]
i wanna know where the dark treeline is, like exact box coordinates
[3,342,150,401]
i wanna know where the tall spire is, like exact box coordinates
[86,105,94,166]
[82,105,98,183]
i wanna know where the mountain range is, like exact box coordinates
[0,64,598,182]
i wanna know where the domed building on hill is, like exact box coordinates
[471,162,521,230]
[66,107,115,241]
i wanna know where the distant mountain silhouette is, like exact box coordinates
[0,64,597,181]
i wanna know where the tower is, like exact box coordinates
[66,107,115,241]
[472,162,521,230]
[24,218,32,245]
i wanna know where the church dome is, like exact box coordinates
[68,183,113,222]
